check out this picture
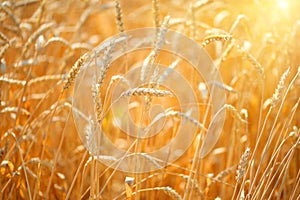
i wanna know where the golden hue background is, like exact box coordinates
[0,0,300,199]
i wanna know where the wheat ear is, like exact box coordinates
[154,15,170,56]
[63,53,88,90]
[215,165,237,181]
[114,0,125,34]
[43,37,71,49]
[23,22,55,55]
[140,16,170,82]
[92,42,115,123]
[166,110,207,131]
[122,88,173,97]
[271,67,290,107]
[234,41,264,76]
[0,76,25,86]
[236,147,251,183]
[152,0,160,27]
[201,34,232,48]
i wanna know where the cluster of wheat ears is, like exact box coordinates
[0,0,300,199]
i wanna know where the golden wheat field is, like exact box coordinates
[1,0,300,199]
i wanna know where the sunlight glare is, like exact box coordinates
[277,0,289,10]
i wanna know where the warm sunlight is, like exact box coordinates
[277,0,289,10]
[1,0,299,199]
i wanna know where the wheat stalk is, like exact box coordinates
[28,74,63,86]
[0,43,10,58]
[131,153,162,169]
[163,186,182,200]
[140,16,170,83]
[166,110,207,131]
[201,34,232,48]
[92,41,115,123]
[0,4,20,26]
[1,1,300,199]
[133,186,182,200]
[248,67,300,197]
[229,14,249,34]
[215,165,237,182]
[121,87,173,97]
[152,0,160,27]
[220,41,234,62]
[110,75,130,86]
[114,0,125,34]
[0,107,30,116]
[71,42,93,51]
[0,76,26,86]
[209,81,237,93]
[158,59,180,84]
[234,41,264,76]
[193,0,211,10]
[271,67,290,107]
[63,53,88,90]
[43,37,71,49]
[225,104,247,123]
[154,16,170,56]
[0,31,9,44]
[13,0,40,8]
[23,22,55,56]
[97,41,115,86]
[236,147,251,184]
